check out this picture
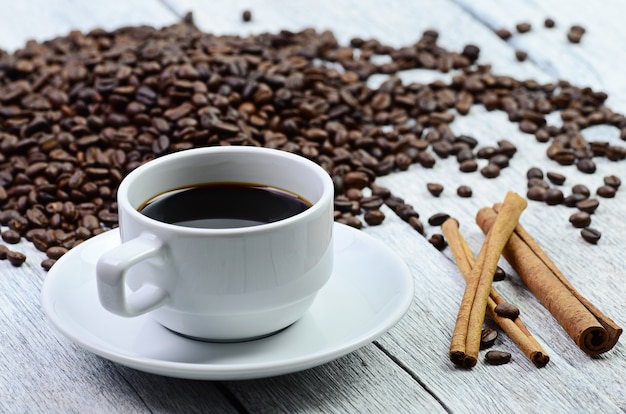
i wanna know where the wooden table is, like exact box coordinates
[1,0,625,412]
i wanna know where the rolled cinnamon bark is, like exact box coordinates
[449,192,527,367]
[477,206,622,355]
[442,218,549,367]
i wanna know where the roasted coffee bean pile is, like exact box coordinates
[0,17,625,269]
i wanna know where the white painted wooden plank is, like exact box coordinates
[0,0,180,52]
[0,0,625,412]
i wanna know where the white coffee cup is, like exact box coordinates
[96,146,334,341]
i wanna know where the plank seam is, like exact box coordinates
[373,341,454,414]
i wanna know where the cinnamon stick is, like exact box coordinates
[477,205,622,355]
[442,218,549,368]
[449,192,527,367]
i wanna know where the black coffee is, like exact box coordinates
[139,183,311,229]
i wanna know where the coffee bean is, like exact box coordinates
[569,211,591,228]
[527,186,547,201]
[480,328,498,349]
[603,175,621,189]
[459,159,478,172]
[527,178,549,189]
[409,216,425,235]
[428,212,450,226]
[567,25,586,43]
[576,198,600,214]
[515,50,528,62]
[526,167,544,180]
[596,185,616,198]
[543,188,564,205]
[360,196,384,210]
[516,22,532,33]
[572,184,591,198]
[563,193,587,207]
[0,245,9,259]
[2,229,21,244]
[41,258,57,271]
[546,171,566,185]
[396,204,420,222]
[485,350,512,365]
[544,18,556,28]
[494,302,520,320]
[481,164,500,179]
[457,185,472,198]
[364,210,385,226]
[242,10,252,22]
[581,228,601,244]
[7,251,27,267]
[576,158,596,174]
[428,234,447,251]
[46,246,69,260]
[493,266,507,282]
[427,183,444,197]
[495,28,512,40]
[489,154,510,169]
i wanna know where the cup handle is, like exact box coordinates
[96,232,169,317]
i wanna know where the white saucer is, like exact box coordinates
[41,223,414,380]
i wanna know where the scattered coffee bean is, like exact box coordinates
[364,210,385,226]
[572,184,591,198]
[494,302,520,320]
[457,185,473,198]
[515,50,528,62]
[516,22,532,33]
[46,246,69,260]
[576,158,596,173]
[493,266,507,282]
[526,167,544,180]
[544,18,556,28]
[527,186,547,201]
[527,178,550,189]
[567,24,586,43]
[41,258,57,271]
[604,175,621,189]
[408,216,425,235]
[581,228,601,244]
[485,350,512,365]
[459,159,478,172]
[481,163,501,178]
[427,183,444,197]
[495,28,513,40]
[428,212,451,226]
[480,328,498,350]
[428,234,447,251]
[6,251,26,267]
[596,185,616,198]
[576,198,600,214]
[0,245,9,260]
[546,171,566,185]
[242,10,252,22]
[1,229,21,244]
[563,193,587,207]
[569,211,591,228]
[543,188,564,205]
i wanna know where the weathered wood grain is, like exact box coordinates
[0,0,625,412]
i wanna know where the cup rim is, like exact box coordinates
[117,146,334,235]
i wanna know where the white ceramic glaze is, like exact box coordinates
[41,224,414,380]
[95,147,335,341]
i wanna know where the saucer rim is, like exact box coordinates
[41,223,414,380]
